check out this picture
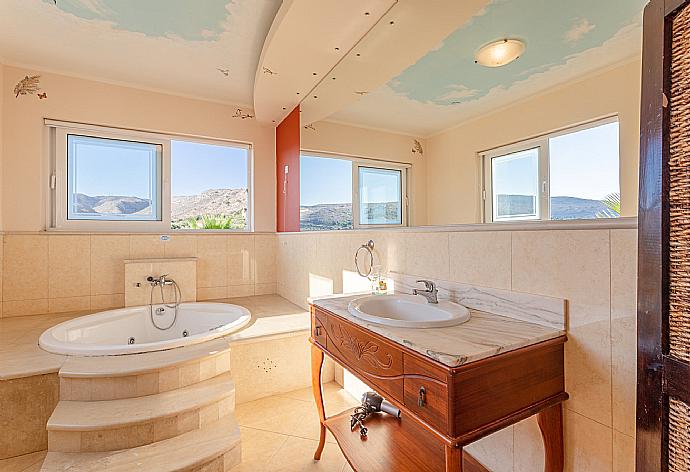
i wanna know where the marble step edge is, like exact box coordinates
[59,338,232,378]
[48,372,235,432]
[41,416,241,472]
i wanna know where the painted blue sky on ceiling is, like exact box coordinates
[390,0,647,106]
[45,0,230,41]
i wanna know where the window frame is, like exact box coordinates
[300,151,409,230]
[481,116,619,223]
[47,120,253,232]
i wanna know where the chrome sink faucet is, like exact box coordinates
[412,280,438,304]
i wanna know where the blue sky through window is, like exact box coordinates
[171,140,248,196]
[300,155,352,206]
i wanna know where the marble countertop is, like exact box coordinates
[311,294,566,368]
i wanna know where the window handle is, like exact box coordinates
[542,181,547,194]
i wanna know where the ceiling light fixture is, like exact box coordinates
[474,39,525,67]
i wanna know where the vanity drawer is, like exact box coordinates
[404,375,449,433]
[311,309,327,347]
[317,309,404,402]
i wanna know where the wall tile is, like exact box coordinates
[3,235,48,301]
[464,426,513,472]
[49,296,90,314]
[129,235,164,259]
[90,235,130,295]
[610,229,637,437]
[512,230,612,425]
[449,231,511,289]
[403,232,450,280]
[197,286,226,301]
[564,409,612,471]
[255,234,277,284]
[227,235,254,286]
[227,284,254,298]
[163,234,197,258]
[48,235,91,299]
[90,294,124,311]
[2,299,49,317]
[255,283,276,296]
[613,431,634,472]
[196,235,227,289]
[124,260,196,306]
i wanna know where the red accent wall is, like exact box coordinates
[276,106,301,232]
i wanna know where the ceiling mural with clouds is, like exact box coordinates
[0,0,281,105]
[329,0,647,136]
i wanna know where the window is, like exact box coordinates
[49,121,251,231]
[299,153,407,231]
[482,118,620,222]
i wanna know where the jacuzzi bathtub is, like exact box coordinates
[39,302,252,356]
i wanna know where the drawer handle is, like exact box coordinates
[418,386,426,407]
[315,326,322,336]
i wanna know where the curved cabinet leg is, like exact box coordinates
[311,344,327,460]
[537,403,564,472]
[444,444,463,471]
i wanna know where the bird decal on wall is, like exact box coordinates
[232,108,254,119]
[412,139,424,156]
[14,75,45,99]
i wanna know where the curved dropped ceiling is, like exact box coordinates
[297,0,491,127]
[253,0,396,124]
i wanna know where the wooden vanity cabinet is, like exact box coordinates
[311,305,568,471]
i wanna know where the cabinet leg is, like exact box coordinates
[444,444,463,471]
[537,403,564,472]
[311,344,327,460]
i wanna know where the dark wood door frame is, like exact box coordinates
[637,0,690,470]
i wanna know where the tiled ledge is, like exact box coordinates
[0,294,309,381]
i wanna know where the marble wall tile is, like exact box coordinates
[403,232,450,280]
[2,235,48,302]
[90,294,124,311]
[512,230,612,426]
[613,431,635,472]
[49,296,90,314]
[196,235,227,289]
[48,235,91,299]
[611,229,637,437]
[227,284,255,298]
[255,234,277,285]
[163,234,197,258]
[227,235,254,286]
[2,299,49,317]
[254,283,276,296]
[449,231,512,290]
[464,426,514,472]
[564,409,613,471]
[124,259,196,306]
[129,235,165,259]
[90,235,130,296]
[197,286,226,301]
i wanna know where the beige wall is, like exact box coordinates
[425,59,642,225]
[0,232,276,318]
[1,65,276,232]
[302,120,427,226]
[276,224,636,471]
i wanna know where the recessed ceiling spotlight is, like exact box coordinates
[474,39,525,67]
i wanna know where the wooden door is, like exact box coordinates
[638,0,690,470]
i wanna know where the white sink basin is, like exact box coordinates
[347,294,471,328]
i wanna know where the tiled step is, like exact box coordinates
[59,339,232,400]
[48,373,235,452]
[40,415,241,472]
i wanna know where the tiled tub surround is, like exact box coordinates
[0,232,277,318]
[0,294,334,461]
[277,222,637,472]
[124,258,198,307]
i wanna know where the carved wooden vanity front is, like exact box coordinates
[310,305,568,472]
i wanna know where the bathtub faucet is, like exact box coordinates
[146,274,174,286]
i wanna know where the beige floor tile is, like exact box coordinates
[263,435,346,472]
[564,409,613,471]
[464,425,513,472]
[229,426,289,471]
[613,431,635,472]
